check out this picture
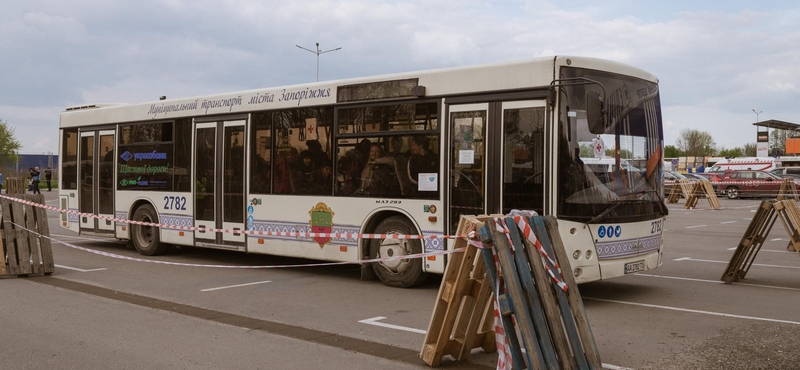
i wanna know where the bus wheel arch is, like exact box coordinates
[360,210,429,288]
[128,200,167,256]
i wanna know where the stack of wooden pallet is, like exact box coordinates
[5,178,26,195]
[476,215,602,370]
[722,199,800,284]
[777,178,799,201]
[0,194,55,277]
[420,215,498,367]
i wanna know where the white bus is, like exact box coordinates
[58,56,666,287]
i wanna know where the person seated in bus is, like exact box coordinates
[388,136,411,194]
[407,136,438,187]
[274,148,298,194]
[338,139,371,195]
[314,163,333,194]
[305,140,329,170]
[355,144,400,197]
[292,151,317,194]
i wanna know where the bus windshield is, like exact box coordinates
[557,67,665,223]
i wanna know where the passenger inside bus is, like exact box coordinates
[274,148,298,194]
[407,136,438,187]
[338,139,371,195]
[355,144,401,197]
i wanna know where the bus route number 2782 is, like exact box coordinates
[164,196,187,211]
[651,220,663,234]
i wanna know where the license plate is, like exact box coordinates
[624,260,646,274]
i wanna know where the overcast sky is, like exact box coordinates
[1,0,799,152]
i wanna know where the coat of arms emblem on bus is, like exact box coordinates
[309,202,335,248]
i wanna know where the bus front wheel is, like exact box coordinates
[131,204,167,256]
[369,216,429,288]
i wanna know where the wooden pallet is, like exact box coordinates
[722,199,800,284]
[666,183,681,204]
[478,215,602,370]
[420,215,497,367]
[777,179,799,201]
[5,178,25,195]
[699,180,722,209]
[0,194,55,277]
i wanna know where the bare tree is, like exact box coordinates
[676,128,716,156]
[743,143,757,156]
[769,129,794,155]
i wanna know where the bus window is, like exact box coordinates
[250,112,272,194]
[336,102,439,199]
[273,107,333,195]
[502,107,544,214]
[61,129,78,190]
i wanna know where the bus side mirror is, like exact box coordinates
[586,91,605,134]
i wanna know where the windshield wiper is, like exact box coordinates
[585,189,668,226]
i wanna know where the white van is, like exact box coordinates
[706,157,781,173]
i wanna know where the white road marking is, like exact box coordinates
[200,280,272,292]
[726,247,794,254]
[720,221,737,224]
[358,316,636,369]
[52,234,126,243]
[358,316,427,334]
[673,257,800,270]
[55,264,107,272]
[750,210,757,212]
[635,273,800,292]
[770,238,784,241]
[585,297,800,326]
[685,225,707,229]
[743,218,752,221]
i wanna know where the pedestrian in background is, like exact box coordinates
[30,167,41,195]
[45,167,52,191]
[0,172,4,194]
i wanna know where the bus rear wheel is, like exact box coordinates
[369,216,428,288]
[131,204,167,256]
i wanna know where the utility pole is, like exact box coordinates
[296,43,342,82]
[753,109,765,154]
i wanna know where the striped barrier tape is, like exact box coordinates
[0,194,461,240]
[512,216,568,292]
[6,220,464,269]
[664,180,798,186]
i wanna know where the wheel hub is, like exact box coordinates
[378,234,412,274]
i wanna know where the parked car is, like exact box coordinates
[664,170,688,196]
[717,170,796,199]
[769,167,800,179]
[683,173,720,194]
[694,172,722,182]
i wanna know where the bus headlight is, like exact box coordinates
[574,268,582,278]
[585,250,592,260]
[573,250,581,260]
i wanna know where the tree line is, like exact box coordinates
[666,128,761,158]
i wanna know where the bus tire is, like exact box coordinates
[131,204,167,256]
[727,186,740,199]
[369,216,428,288]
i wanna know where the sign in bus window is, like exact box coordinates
[117,143,174,191]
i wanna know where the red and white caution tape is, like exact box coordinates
[0,194,461,240]
[6,221,464,269]
[664,180,798,186]
[512,216,568,293]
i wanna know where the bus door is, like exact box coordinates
[448,100,546,234]
[193,120,246,249]
[78,129,116,233]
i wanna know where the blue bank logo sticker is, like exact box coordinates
[247,205,254,214]
[597,226,606,238]
[120,151,133,162]
[614,225,621,238]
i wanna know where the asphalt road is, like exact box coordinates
[2,192,799,369]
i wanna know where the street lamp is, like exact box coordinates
[753,109,766,154]
[296,42,342,82]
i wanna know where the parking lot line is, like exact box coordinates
[585,297,800,326]
[55,264,107,272]
[200,280,272,292]
[685,225,707,229]
[634,273,800,292]
[358,316,427,334]
[358,317,638,370]
[673,257,800,270]
[726,246,794,254]
[720,221,737,224]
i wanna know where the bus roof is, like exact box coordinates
[60,56,658,128]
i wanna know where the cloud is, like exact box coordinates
[1,1,799,150]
